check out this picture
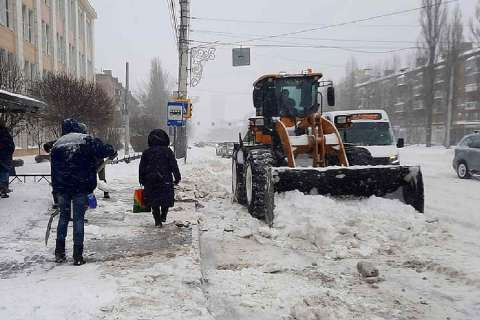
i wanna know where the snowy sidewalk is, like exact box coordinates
[0,157,213,320]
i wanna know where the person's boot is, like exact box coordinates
[160,210,168,223]
[0,187,8,198]
[55,240,66,263]
[152,211,162,227]
[73,245,85,266]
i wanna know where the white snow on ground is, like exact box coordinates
[1,145,479,319]
[195,145,480,319]
[1,155,212,320]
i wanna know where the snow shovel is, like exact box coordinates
[45,208,59,246]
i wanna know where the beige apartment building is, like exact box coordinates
[0,0,96,81]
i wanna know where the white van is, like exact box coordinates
[323,109,402,165]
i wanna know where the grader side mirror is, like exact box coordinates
[327,86,335,107]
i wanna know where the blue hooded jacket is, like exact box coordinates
[50,119,115,194]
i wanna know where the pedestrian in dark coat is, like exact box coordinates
[139,129,181,227]
[51,118,116,265]
[0,124,15,198]
[43,122,89,208]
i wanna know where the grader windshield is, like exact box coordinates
[276,77,319,118]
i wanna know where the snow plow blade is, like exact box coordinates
[271,165,424,213]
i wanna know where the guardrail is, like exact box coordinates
[10,174,51,184]
[9,153,142,184]
[109,153,142,165]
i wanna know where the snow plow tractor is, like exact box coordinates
[231,72,424,226]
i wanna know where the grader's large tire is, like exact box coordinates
[232,149,247,205]
[402,168,425,213]
[244,149,276,225]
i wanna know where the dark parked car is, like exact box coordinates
[453,132,480,179]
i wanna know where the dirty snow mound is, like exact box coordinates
[272,191,444,258]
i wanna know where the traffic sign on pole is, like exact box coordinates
[167,101,187,127]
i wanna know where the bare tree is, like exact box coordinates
[337,57,359,109]
[130,58,171,150]
[470,0,480,42]
[441,5,464,147]
[419,0,446,146]
[0,57,26,136]
[137,58,170,131]
[31,73,115,139]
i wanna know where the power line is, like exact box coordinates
[191,16,420,28]
[191,29,420,44]
[189,40,418,54]
[198,0,458,46]
[165,0,179,48]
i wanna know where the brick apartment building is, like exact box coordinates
[0,0,96,81]
[355,47,480,145]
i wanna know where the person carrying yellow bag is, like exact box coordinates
[138,129,181,227]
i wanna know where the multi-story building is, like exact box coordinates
[355,48,480,145]
[0,0,96,82]
[96,69,138,149]
[96,70,126,128]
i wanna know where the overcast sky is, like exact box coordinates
[92,0,477,129]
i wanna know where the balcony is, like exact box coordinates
[465,101,479,110]
[397,77,407,87]
[413,100,425,110]
[465,83,478,93]
[434,77,445,85]
[434,90,444,100]
[394,101,405,112]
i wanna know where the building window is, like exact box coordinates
[0,48,6,63]
[24,60,30,80]
[57,0,65,24]
[0,0,10,28]
[23,6,35,43]
[70,0,75,32]
[31,63,37,80]
[43,22,51,55]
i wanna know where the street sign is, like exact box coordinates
[167,101,187,127]
[232,48,250,67]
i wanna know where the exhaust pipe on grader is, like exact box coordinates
[232,72,424,226]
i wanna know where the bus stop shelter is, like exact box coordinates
[0,89,46,114]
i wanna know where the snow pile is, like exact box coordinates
[0,264,117,320]
[179,147,231,200]
[271,191,443,259]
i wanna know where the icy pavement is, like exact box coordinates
[1,146,479,319]
[0,156,212,320]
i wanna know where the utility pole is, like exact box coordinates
[445,62,455,148]
[124,62,130,155]
[175,0,190,159]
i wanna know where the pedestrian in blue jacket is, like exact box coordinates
[51,119,116,265]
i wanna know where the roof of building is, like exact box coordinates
[80,0,97,19]
[356,47,480,88]
[0,89,47,113]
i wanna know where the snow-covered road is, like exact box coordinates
[0,146,478,319]
[195,146,480,319]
